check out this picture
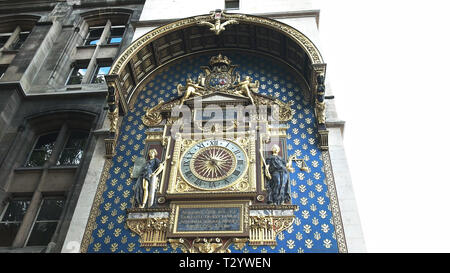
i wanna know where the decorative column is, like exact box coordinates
[312,64,328,150]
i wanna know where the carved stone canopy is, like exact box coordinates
[105,11,325,115]
[141,54,294,127]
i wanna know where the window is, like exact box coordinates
[66,64,88,85]
[84,26,104,45]
[0,65,7,79]
[57,131,89,166]
[91,64,111,84]
[25,132,58,167]
[13,31,30,49]
[26,197,65,246]
[25,130,89,167]
[225,0,239,9]
[0,30,30,50]
[0,32,10,48]
[108,25,125,44]
[0,198,31,246]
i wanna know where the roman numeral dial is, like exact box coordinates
[179,139,248,190]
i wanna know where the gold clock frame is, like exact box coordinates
[166,132,257,198]
[178,138,249,191]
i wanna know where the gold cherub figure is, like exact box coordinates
[234,76,259,105]
[177,78,205,106]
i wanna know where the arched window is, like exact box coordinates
[24,130,89,167]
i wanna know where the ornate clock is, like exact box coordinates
[165,134,257,196]
[126,54,299,251]
[179,139,248,190]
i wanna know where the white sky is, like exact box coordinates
[314,0,450,252]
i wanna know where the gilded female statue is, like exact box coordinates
[132,149,166,208]
[261,144,307,205]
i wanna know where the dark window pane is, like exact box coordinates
[66,66,87,85]
[36,199,65,221]
[57,131,88,166]
[225,0,239,9]
[64,131,88,149]
[0,65,7,79]
[12,32,30,50]
[33,132,58,150]
[0,223,21,246]
[25,132,58,167]
[26,222,58,246]
[0,33,11,48]
[1,200,31,222]
[110,26,125,36]
[26,150,49,167]
[0,199,31,247]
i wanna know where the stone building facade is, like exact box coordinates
[0,0,364,253]
[0,0,145,252]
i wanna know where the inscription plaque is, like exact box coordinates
[169,201,249,237]
[177,207,241,232]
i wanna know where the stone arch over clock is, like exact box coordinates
[81,11,348,254]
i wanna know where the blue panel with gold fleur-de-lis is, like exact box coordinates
[86,51,339,253]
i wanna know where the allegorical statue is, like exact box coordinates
[234,76,259,105]
[315,100,326,124]
[132,149,167,208]
[261,144,308,205]
[177,78,205,106]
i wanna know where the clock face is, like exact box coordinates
[180,139,248,190]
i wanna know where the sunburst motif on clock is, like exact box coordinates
[191,146,236,182]
[179,139,248,190]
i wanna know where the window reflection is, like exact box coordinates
[91,65,110,84]
[25,132,58,167]
[66,65,88,85]
[84,27,104,46]
[0,199,31,246]
[57,131,89,166]
[26,198,65,246]
[107,26,125,44]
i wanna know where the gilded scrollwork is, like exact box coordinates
[248,215,295,246]
[197,10,239,35]
[126,217,169,247]
[169,238,234,253]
